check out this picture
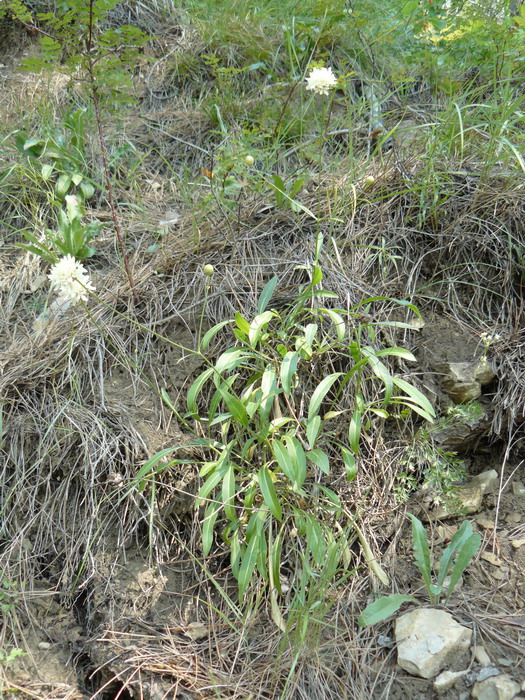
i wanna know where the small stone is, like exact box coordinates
[521,680,525,691]
[443,574,463,593]
[474,645,492,665]
[512,482,525,496]
[184,621,209,641]
[395,608,472,679]
[476,517,496,530]
[439,359,495,404]
[491,569,506,581]
[432,483,484,519]
[481,552,503,566]
[38,642,51,650]
[471,674,521,700]
[471,471,499,495]
[498,658,513,667]
[506,513,522,524]
[434,669,468,692]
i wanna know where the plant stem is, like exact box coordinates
[86,0,139,302]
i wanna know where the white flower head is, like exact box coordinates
[48,254,95,305]
[305,66,338,96]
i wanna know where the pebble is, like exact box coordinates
[481,551,503,566]
[512,482,525,496]
[506,513,522,523]
[476,517,496,530]
[433,669,468,692]
[38,642,51,650]
[511,539,525,549]
[474,645,492,665]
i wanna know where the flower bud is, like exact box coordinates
[244,155,255,166]
[365,175,375,187]
[202,264,214,277]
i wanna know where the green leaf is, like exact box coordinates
[366,354,393,405]
[197,463,226,501]
[317,484,342,509]
[260,366,277,418]
[217,387,249,427]
[202,501,221,556]
[445,531,481,600]
[307,448,329,475]
[234,311,251,334]
[323,308,346,341]
[41,163,54,180]
[201,320,231,351]
[271,439,295,482]
[358,594,416,627]
[393,400,435,422]
[308,373,342,420]
[80,181,95,199]
[376,347,417,361]
[55,173,72,198]
[187,367,214,417]
[270,529,284,595]
[258,467,282,520]
[280,351,299,396]
[284,435,307,490]
[305,516,325,565]
[341,446,357,481]
[393,378,435,418]
[238,531,260,598]
[438,521,481,600]
[222,464,236,521]
[215,348,247,373]
[407,514,433,595]
[348,409,362,456]
[306,415,321,448]
[257,276,279,313]
[248,311,274,346]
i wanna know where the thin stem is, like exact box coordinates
[86,0,139,302]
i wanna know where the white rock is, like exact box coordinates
[471,674,521,700]
[434,669,468,692]
[474,645,492,665]
[471,470,499,495]
[512,482,525,496]
[395,608,472,679]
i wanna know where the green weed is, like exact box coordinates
[358,514,481,626]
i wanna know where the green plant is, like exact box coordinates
[17,192,100,263]
[3,0,150,299]
[0,571,21,614]
[396,426,467,506]
[14,108,96,203]
[0,646,26,667]
[139,235,434,606]
[358,514,481,626]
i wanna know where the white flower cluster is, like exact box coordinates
[480,331,502,345]
[48,254,95,305]
[305,66,338,96]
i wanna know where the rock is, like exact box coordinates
[434,669,468,692]
[471,674,521,700]
[184,621,209,641]
[431,482,484,519]
[511,539,525,549]
[471,470,499,495]
[395,608,472,679]
[439,358,495,404]
[474,645,492,665]
[481,552,503,567]
[506,513,522,524]
[512,482,525,496]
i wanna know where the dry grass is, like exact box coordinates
[1,8,524,698]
